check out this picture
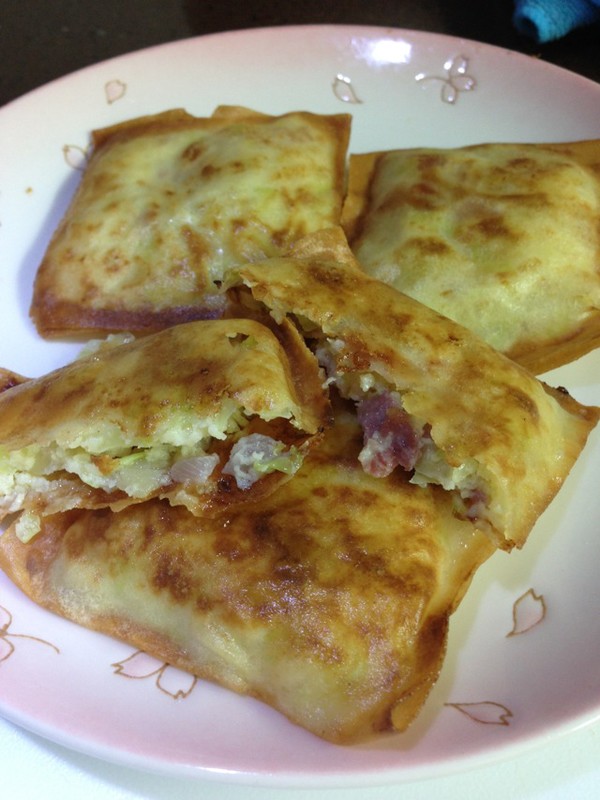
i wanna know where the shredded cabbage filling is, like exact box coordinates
[0,429,302,543]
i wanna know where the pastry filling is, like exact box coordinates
[0,413,301,542]
[315,338,489,522]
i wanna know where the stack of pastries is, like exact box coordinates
[0,106,598,744]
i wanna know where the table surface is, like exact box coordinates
[1,2,600,798]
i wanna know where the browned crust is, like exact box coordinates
[236,232,599,550]
[506,318,600,375]
[30,107,352,340]
[0,368,28,393]
[0,317,332,520]
[30,293,231,340]
[0,414,496,744]
[342,141,600,374]
[343,140,600,242]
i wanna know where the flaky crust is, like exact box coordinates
[0,412,494,744]
[236,229,599,550]
[0,318,331,519]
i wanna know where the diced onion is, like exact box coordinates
[169,453,220,485]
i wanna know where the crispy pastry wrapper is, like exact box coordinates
[0,411,495,744]
[231,228,599,551]
[342,140,600,373]
[30,106,351,338]
[0,317,331,531]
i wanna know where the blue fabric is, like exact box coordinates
[513,0,600,42]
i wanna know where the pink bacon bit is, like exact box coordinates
[356,391,423,477]
[461,486,488,521]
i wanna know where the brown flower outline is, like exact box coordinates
[105,79,127,104]
[62,144,90,171]
[445,700,513,726]
[0,603,60,664]
[112,650,198,700]
[508,588,547,637]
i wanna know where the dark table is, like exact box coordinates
[1,0,599,109]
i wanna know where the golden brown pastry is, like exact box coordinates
[0,408,495,744]
[30,106,351,338]
[0,317,330,540]
[342,140,600,373]
[230,228,599,551]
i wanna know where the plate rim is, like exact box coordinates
[0,22,599,788]
[3,23,599,115]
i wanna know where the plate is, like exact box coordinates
[0,25,599,788]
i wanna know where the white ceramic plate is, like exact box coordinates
[0,25,599,788]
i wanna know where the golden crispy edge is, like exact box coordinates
[341,150,381,241]
[30,297,232,342]
[91,108,203,148]
[506,318,600,374]
[286,226,362,269]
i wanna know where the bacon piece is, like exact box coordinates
[357,392,422,477]
[460,487,489,521]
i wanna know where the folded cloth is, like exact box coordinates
[513,0,600,42]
